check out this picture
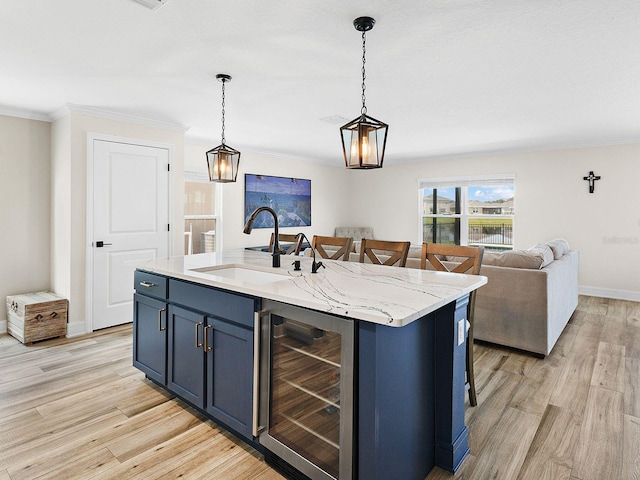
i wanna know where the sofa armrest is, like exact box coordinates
[474,264,549,355]
[473,250,579,356]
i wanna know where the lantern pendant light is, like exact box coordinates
[340,16,388,169]
[206,74,241,182]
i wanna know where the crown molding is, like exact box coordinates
[0,106,51,122]
[389,136,640,165]
[51,104,189,132]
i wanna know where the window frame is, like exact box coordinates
[417,174,515,249]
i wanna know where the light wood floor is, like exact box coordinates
[427,295,640,480]
[0,295,638,480]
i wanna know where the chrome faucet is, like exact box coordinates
[244,206,282,268]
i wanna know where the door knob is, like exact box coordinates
[95,241,113,247]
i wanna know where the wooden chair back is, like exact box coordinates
[359,239,411,267]
[420,243,483,275]
[269,233,303,255]
[311,235,353,261]
[421,242,484,406]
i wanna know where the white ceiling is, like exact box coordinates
[2,0,639,164]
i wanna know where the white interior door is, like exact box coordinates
[91,139,170,330]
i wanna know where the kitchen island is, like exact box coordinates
[132,249,486,480]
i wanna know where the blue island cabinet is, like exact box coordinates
[133,268,471,480]
[133,270,261,442]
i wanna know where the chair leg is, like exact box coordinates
[466,322,478,407]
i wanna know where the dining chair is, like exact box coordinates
[421,242,484,406]
[311,235,353,261]
[359,239,411,267]
[269,233,303,255]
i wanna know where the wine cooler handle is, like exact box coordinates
[253,310,269,437]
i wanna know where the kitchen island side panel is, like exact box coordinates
[434,297,470,472]
[358,313,436,480]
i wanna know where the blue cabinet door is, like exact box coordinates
[205,316,254,440]
[133,272,258,443]
[167,305,206,407]
[133,293,167,385]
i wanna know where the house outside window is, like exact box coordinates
[419,175,515,251]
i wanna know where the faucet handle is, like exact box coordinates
[312,260,325,274]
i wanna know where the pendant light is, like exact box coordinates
[340,16,388,169]
[206,74,241,182]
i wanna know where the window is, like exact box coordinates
[184,180,218,254]
[419,175,515,250]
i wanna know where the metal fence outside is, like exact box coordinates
[423,222,513,248]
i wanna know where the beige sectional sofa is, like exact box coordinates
[339,237,579,357]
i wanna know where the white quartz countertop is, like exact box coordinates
[134,249,487,327]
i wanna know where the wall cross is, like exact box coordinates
[583,171,601,193]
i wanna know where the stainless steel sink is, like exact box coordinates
[190,265,290,285]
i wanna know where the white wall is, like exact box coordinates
[0,115,51,331]
[219,151,350,250]
[184,145,352,252]
[52,111,186,335]
[51,115,71,330]
[347,143,640,300]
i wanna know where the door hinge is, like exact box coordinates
[167,224,170,231]
[167,164,170,171]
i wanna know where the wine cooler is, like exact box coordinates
[259,300,354,480]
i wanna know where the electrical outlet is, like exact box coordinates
[458,319,465,346]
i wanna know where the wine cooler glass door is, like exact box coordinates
[259,300,353,480]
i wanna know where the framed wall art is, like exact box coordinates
[244,174,311,228]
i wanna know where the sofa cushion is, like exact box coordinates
[482,249,547,269]
[546,238,570,259]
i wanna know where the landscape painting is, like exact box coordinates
[244,174,311,229]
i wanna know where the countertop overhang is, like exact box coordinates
[134,249,487,327]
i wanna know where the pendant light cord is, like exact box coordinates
[220,80,226,145]
[361,30,367,116]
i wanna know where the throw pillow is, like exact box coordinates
[529,244,554,267]
[546,238,570,259]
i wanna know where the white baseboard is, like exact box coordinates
[579,285,640,302]
[66,321,87,338]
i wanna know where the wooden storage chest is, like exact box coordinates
[6,292,68,344]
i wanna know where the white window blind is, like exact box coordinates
[418,173,515,190]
